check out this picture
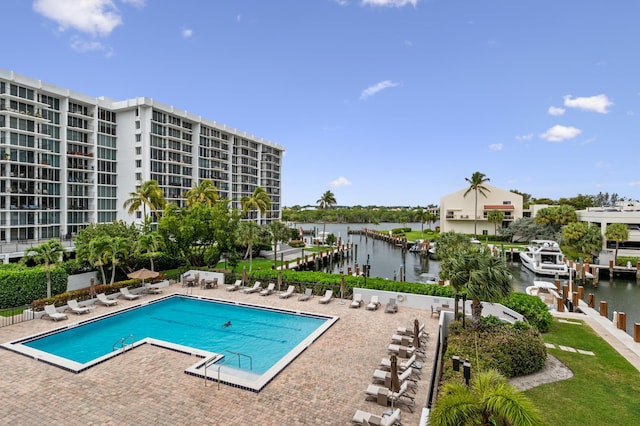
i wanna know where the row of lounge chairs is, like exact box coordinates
[349,294,394,312]
[227,280,336,303]
[352,320,428,424]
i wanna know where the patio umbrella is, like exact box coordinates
[413,318,421,348]
[340,271,345,300]
[127,268,160,286]
[389,354,401,409]
[277,269,282,293]
[242,266,248,286]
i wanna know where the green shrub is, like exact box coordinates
[289,240,305,248]
[616,256,640,267]
[500,292,553,333]
[0,265,68,309]
[444,318,547,380]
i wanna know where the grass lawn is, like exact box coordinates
[525,319,640,425]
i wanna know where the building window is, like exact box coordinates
[503,201,512,205]
[135,160,141,168]
[136,211,142,219]
[482,230,488,235]
[135,134,141,142]
[135,121,140,129]
[135,147,141,155]
[135,172,142,181]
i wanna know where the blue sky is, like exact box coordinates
[2,0,639,207]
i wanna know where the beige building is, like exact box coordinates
[440,184,524,235]
[578,201,640,256]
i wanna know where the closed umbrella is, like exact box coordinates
[389,354,401,409]
[277,269,282,293]
[413,318,421,348]
[242,266,248,287]
[339,271,345,304]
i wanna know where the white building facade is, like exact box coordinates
[577,201,640,255]
[440,184,524,235]
[0,69,284,244]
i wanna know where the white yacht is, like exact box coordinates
[519,240,569,277]
[525,281,561,309]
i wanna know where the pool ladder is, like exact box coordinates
[204,350,253,389]
[112,333,135,353]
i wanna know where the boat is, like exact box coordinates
[519,240,569,277]
[525,281,561,308]
[409,239,425,253]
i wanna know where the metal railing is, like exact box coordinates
[204,350,253,389]
[0,305,34,328]
[112,334,135,352]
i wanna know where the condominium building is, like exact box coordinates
[0,69,284,244]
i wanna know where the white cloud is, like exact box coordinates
[334,0,349,5]
[181,28,193,38]
[489,143,503,151]
[515,133,533,141]
[628,181,640,187]
[70,37,106,52]
[563,94,613,114]
[548,106,565,116]
[360,80,400,100]
[329,176,352,188]
[121,0,145,7]
[540,125,582,142]
[33,0,124,37]
[361,0,419,7]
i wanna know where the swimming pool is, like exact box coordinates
[2,295,338,391]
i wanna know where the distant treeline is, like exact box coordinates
[282,205,438,224]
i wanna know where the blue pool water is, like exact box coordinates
[24,296,328,374]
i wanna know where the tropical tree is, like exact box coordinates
[441,248,512,330]
[428,369,543,426]
[123,179,166,218]
[562,222,602,259]
[24,239,65,298]
[184,179,219,207]
[236,220,263,272]
[317,190,337,244]
[414,208,429,237]
[534,205,577,230]
[103,236,131,285]
[487,210,504,236]
[605,223,629,264]
[134,231,165,272]
[463,172,490,238]
[267,220,291,268]
[240,186,271,222]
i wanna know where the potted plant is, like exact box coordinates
[3,152,10,160]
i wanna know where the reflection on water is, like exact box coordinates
[306,223,639,336]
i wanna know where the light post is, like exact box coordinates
[452,356,472,388]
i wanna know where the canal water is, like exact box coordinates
[302,223,640,337]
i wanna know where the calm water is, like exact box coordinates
[302,223,639,336]
[25,296,326,373]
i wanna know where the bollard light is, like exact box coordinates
[452,355,460,372]
[463,359,472,387]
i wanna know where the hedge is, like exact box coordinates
[0,265,68,309]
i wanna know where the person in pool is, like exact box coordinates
[223,321,232,327]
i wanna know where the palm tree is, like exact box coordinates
[123,179,166,219]
[464,172,490,238]
[605,223,629,265]
[134,231,164,271]
[317,190,337,244]
[415,208,429,238]
[236,221,262,272]
[184,179,219,207]
[103,236,131,285]
[240,186,271,223]
[428,369,543,426]
[487,210,504,236]
[267,220,290,268]
[24,239,65,298]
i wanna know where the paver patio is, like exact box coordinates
[0,283,437,425]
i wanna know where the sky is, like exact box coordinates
[2,0,640,207]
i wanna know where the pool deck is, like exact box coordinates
[0,284,437,425]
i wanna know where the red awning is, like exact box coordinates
[483,205,514,210]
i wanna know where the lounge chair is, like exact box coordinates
[385,298,398,313]
[366,295,380,310]
[350,293,363,308]
[226,280,242,291]
[365,381,415,412]
[372,366,419,387]
[390,334,413,346]
[145,283,163,294]
[119,287,141,300]
[352,407,402,426]
[278,285,295,299]
[96,293,118,306]
[43,304,67,321]
[318,290,333,304]
[388,344,422,359]
[379,354,419,372]
[259,283,276,296]
[298,288,313,301]
[240,281,261,294]
[66,299,93,315]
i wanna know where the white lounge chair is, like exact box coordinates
[387,344,419,359]
[226,280,242,291]
[278,285,295,299]
[352,407,402,426]
[365,381,415,412]
[119,287,141,300]
[318,290,333,304]
[366,295,380,310]
[379,354,419,372]
[385,298,398,313]
[372,366,419,387]
[298,288,313,301]
[96,293,117,306]
[43,304,67,321]
[350,293,363,308]
[259,283,276,296]
[240,282,261,294]
[66,299,93,315]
